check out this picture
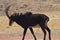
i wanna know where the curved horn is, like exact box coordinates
[5,5,11,19]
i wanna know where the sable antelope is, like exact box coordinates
[5,5,51,40]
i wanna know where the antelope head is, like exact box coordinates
[5,5,15,26]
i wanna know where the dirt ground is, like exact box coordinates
[0,31,60,40]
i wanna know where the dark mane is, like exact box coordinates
[25,12,32,15]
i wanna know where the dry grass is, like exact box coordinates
[0,0,60,40]
[0,11,60,34]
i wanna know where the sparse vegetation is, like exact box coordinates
[0,0,60,40]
